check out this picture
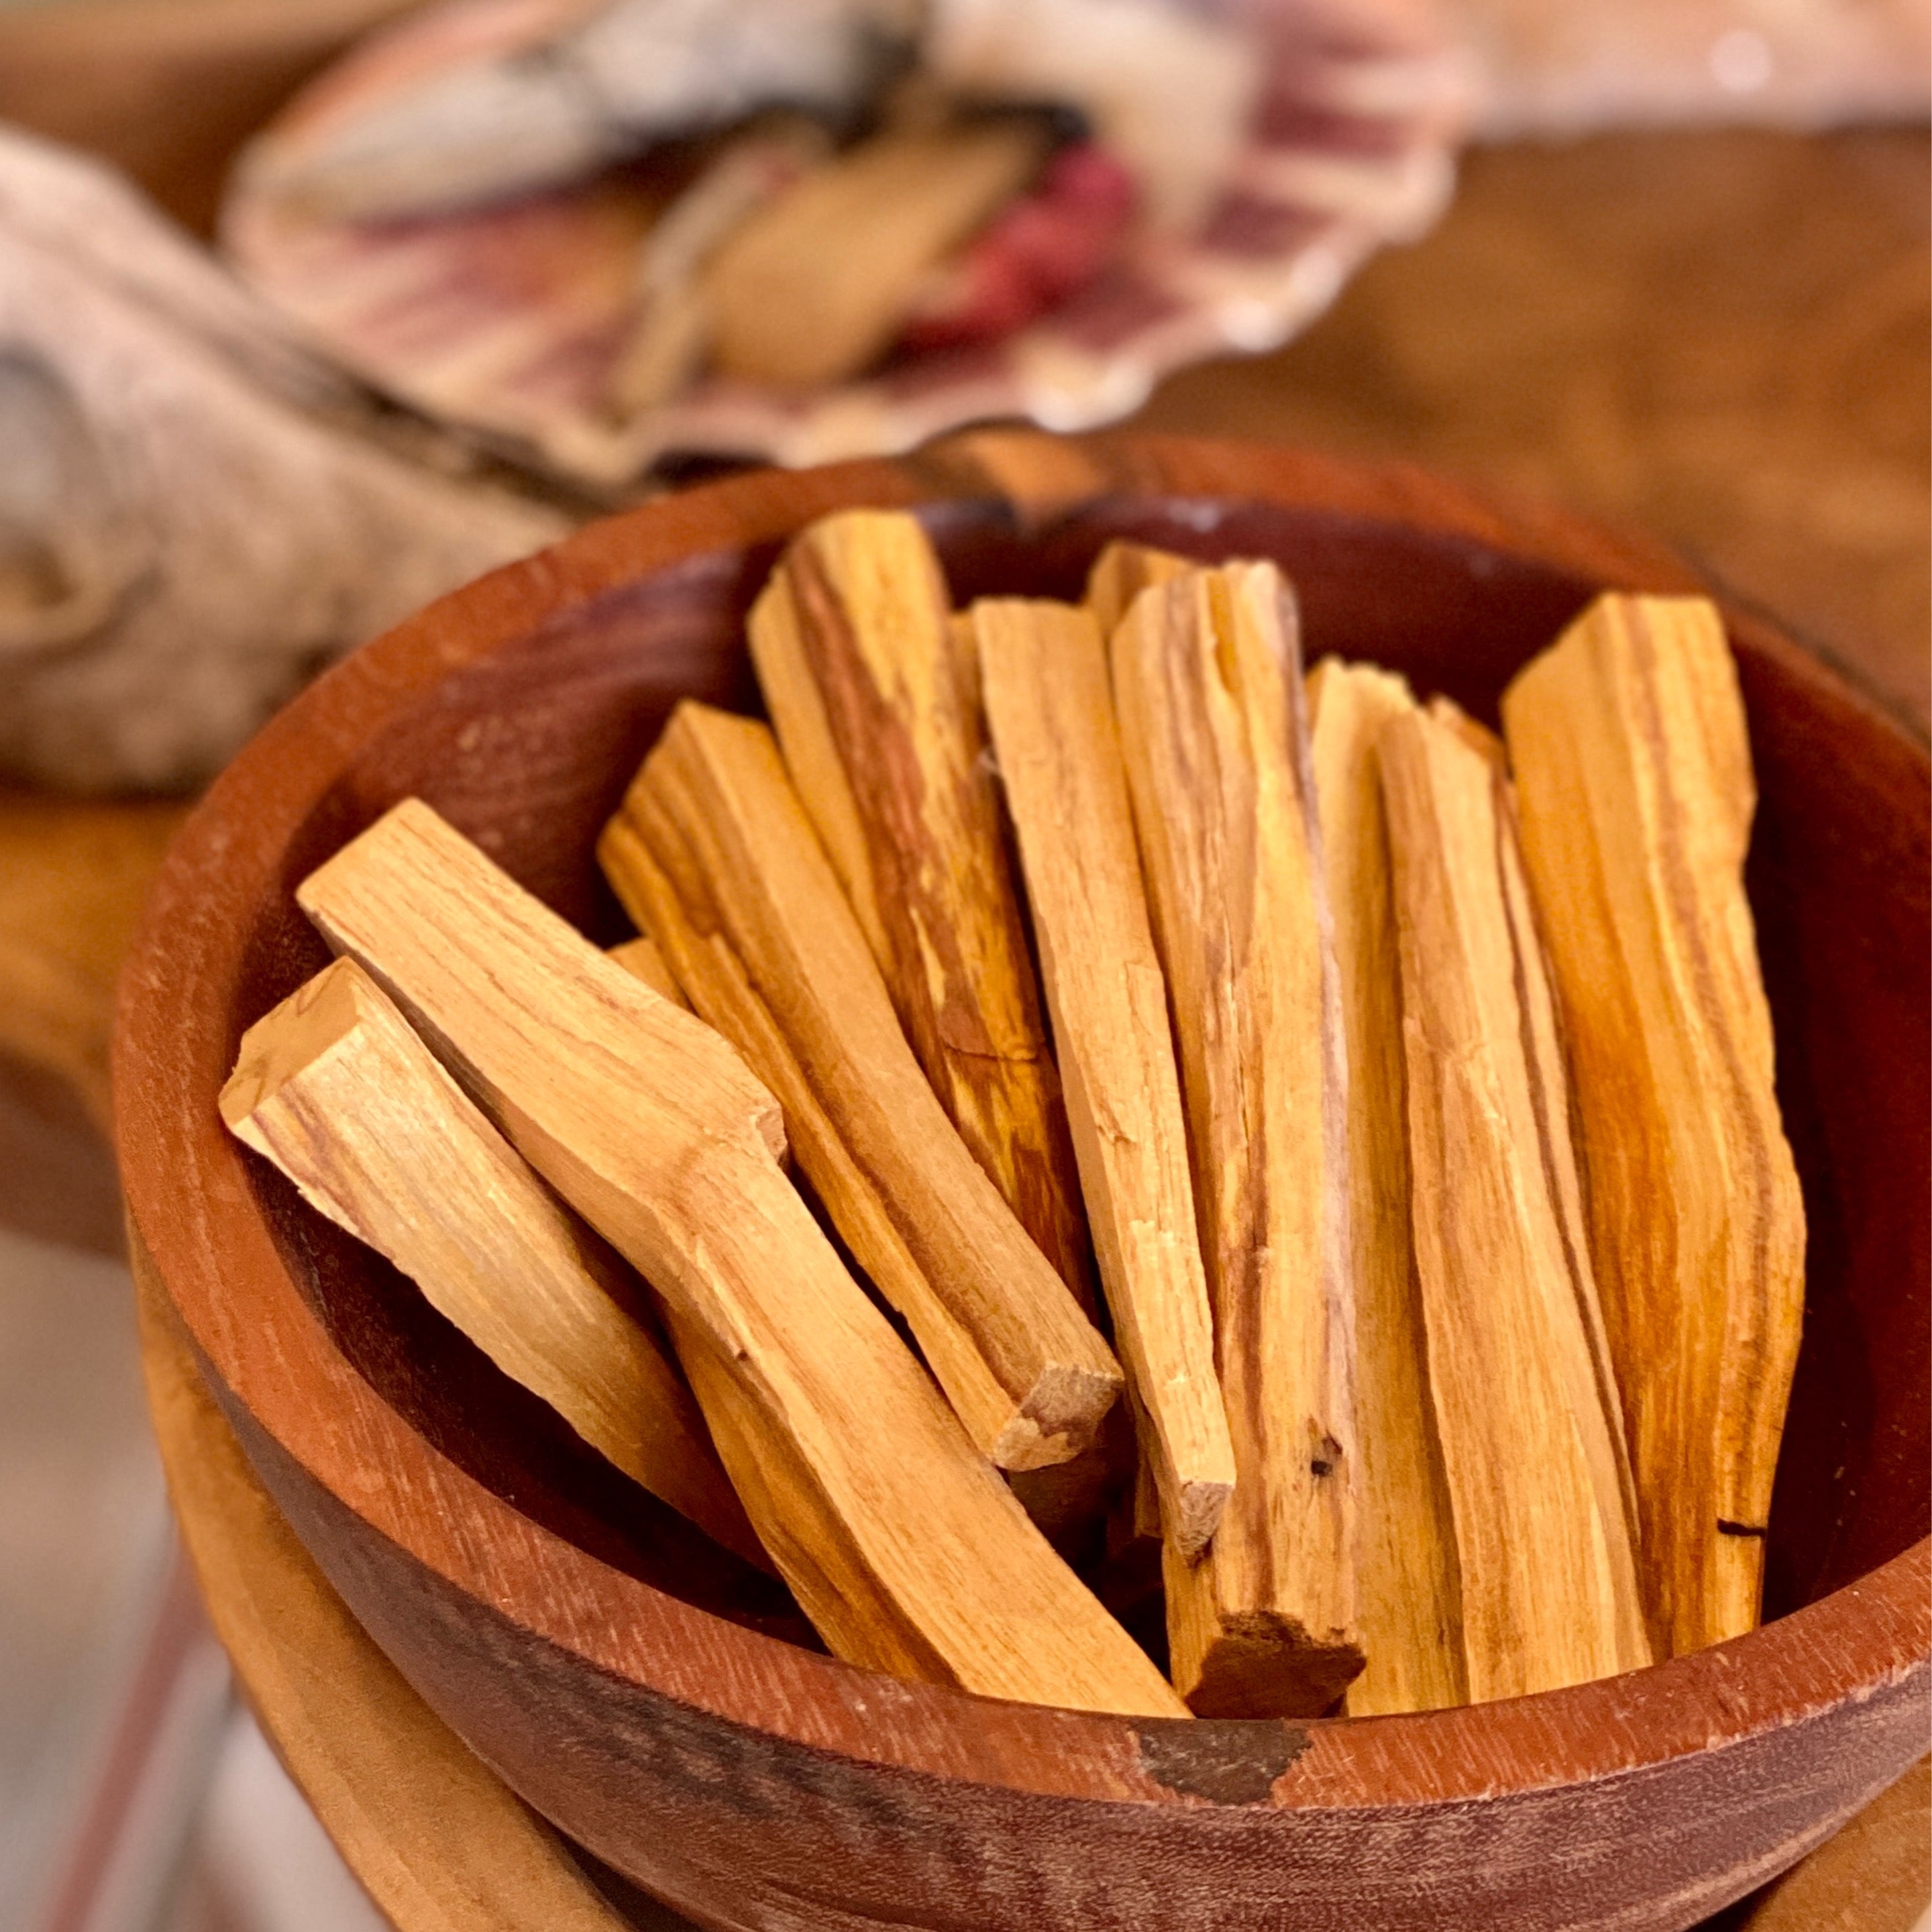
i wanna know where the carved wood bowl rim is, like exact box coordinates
[115,431,1929,1825]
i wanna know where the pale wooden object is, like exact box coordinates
[297,799,1181,1715]
[1428,693,1509,772]
[1501,592,1807,1656]
[1079,532,1195,1554]
[747,509,1092,1305]
[973,597,1236,1559]
[217,953,761,1565]
[131,1242,642,1932]
[1111,562,1362,1717]
[609,933,689,1010]
[1081,537,1199,1538]
[1305,657,1466,1717]
[598,703,1122,1472]
[1084,538,1191,641]
[1378,707,1653,1701]
[704,121,1048,388]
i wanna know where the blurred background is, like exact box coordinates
[0,0,1924,1927]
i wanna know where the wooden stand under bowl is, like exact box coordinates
[115,431,1930,1932]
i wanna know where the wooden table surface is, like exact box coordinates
[0,13,1923,1921]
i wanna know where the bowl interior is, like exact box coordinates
[225,494,1931,1652]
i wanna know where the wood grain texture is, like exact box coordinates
[608,935,689,1010]
[138,1215,1929,1932]
[1111,561,1361,1717]
[1085,540,1191,646]
[1725,1756,1931,1932]
[598,701,1122,1472]
[113,432,1929,1932]
[1379,703,1653,1702]
[1305,660,1465,1717]
[297,796,1177,1715]
[218,954,759,1564]
[1130,130,1930,723]
[132,1240,657,1932]
[749,510,1093,1306]
[1503,594,1807,1656]
[975,595,1236,1561]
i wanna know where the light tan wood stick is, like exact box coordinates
[1501,593,1805,1655]
[749,509,1094,1307]
[1426,694,1509,772]
[296,800,1185,1715]
[217,954,762,1567]
[1081,538,1202,1552]
[608,934,689,1010]
[1085,539,1191,641]
[973,597,1236,1559]
[1378,707,1653,1702]
[598,704,1122,1472]
[1111,563,1362,1717]
[1305,659,1466,1716]
[704,121,1049,388]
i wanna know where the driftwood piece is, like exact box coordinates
[974,596,1236,1559]
[1379,706,1653,1701]
[218,955,761,1566]
[704,120,1049,388]
[295,798,1184,1715]
[1305,657,1466,1715]
[0,125,568,792]
[747,508,1093,1305]
[1112,563,1362,1716]
[1502,592,1806,1655]
[598,702,1122,1472]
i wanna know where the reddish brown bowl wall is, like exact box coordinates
[116,433,1930,1932]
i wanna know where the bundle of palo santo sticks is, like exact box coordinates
[221,513,1805,1720]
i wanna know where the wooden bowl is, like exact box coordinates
[115,431,1930,1932]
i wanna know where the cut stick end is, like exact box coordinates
[219,955,372,1134]
[992,1360,1126,1472]
[1166,1477,1234,1562]
[1084,539,1193,642]
[1426,694,1508,775]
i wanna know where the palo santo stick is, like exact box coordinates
[974,597,1236,1559]
[1083,539,1201,1556]
[1085,539,1191,641]
[608,934,689,1010]
[1305,659,1466,1717]
[218,955,762,1568]
[1502,594,1805,1655]
[598,704,1122,1472]
[1112,563,1362,1717]
[704,121,1049,388]
[749,510,1093,1306]
[1427,694,1508,773]
[296,800,1185,1716]
[1379,708,1653,1701]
